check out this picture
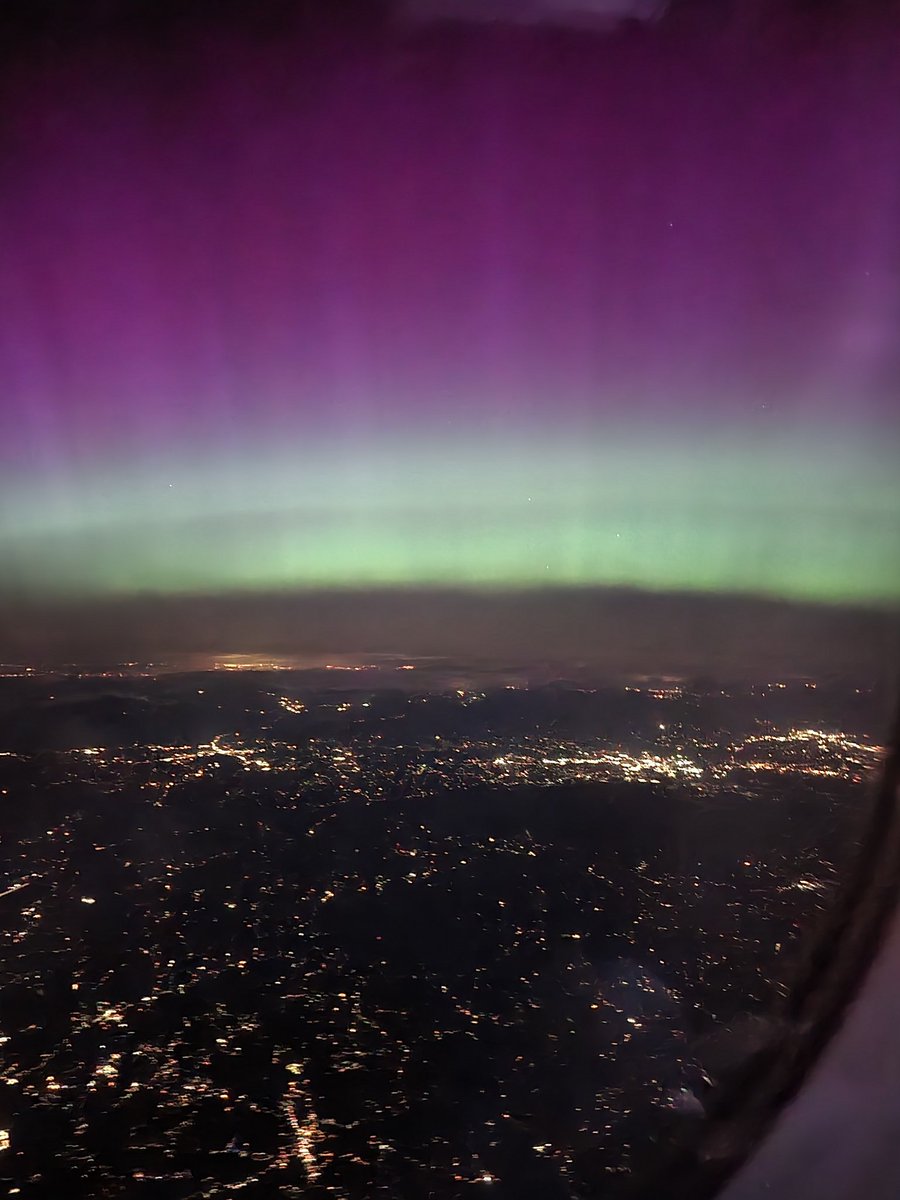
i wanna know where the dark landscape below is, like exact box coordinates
[0,667,887,1198]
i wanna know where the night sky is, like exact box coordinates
[0,0,898,666]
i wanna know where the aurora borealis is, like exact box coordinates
[0,1,899,648]
[1,428,898,604]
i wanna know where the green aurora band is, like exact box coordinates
[2,426,898,606]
